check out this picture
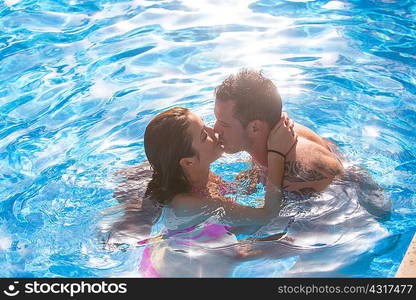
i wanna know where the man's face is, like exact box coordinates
[214,100,250,154]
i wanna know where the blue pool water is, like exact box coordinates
[0,0,415,277]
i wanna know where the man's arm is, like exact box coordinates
[282,138,344,195]
[313,147,344,178]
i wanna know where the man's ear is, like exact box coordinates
[179,157,195,170]
[246,120,265,138]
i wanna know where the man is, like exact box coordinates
[214,69,344,196]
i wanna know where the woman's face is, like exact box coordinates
[186,112,224,164]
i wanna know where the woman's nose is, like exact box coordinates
[206,126,218,140]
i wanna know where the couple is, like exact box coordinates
[108,69,346,276]
[143,69,344,224]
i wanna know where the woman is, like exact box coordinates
[126,107,296,277]
[144,107,296,226]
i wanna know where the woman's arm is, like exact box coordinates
[172,175,284,227]
[263,152,285,213]
[172,117,296,227]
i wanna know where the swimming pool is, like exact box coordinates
[0,0,415,277]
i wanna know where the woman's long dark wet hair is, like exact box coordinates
[144,107,196,205]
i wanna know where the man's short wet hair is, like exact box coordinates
[214,69,282,128]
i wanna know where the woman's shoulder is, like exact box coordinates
[171,192,204,211]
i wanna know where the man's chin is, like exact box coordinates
[215,150,224,160]
[223,147,240,154]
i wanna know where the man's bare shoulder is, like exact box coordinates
[292,136,343,171]
[293,123,333,150]
[287,136,332,163]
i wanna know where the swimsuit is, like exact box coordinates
[138,172,291,277]
[138,214,236,277]
[138,178,235,277]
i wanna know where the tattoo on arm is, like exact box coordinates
[284,161,328,183]
[290,187,317,197]
[315,163,342,177]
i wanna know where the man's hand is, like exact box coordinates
[267,112,297,155]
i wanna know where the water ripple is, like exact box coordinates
[0,0,415,278]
